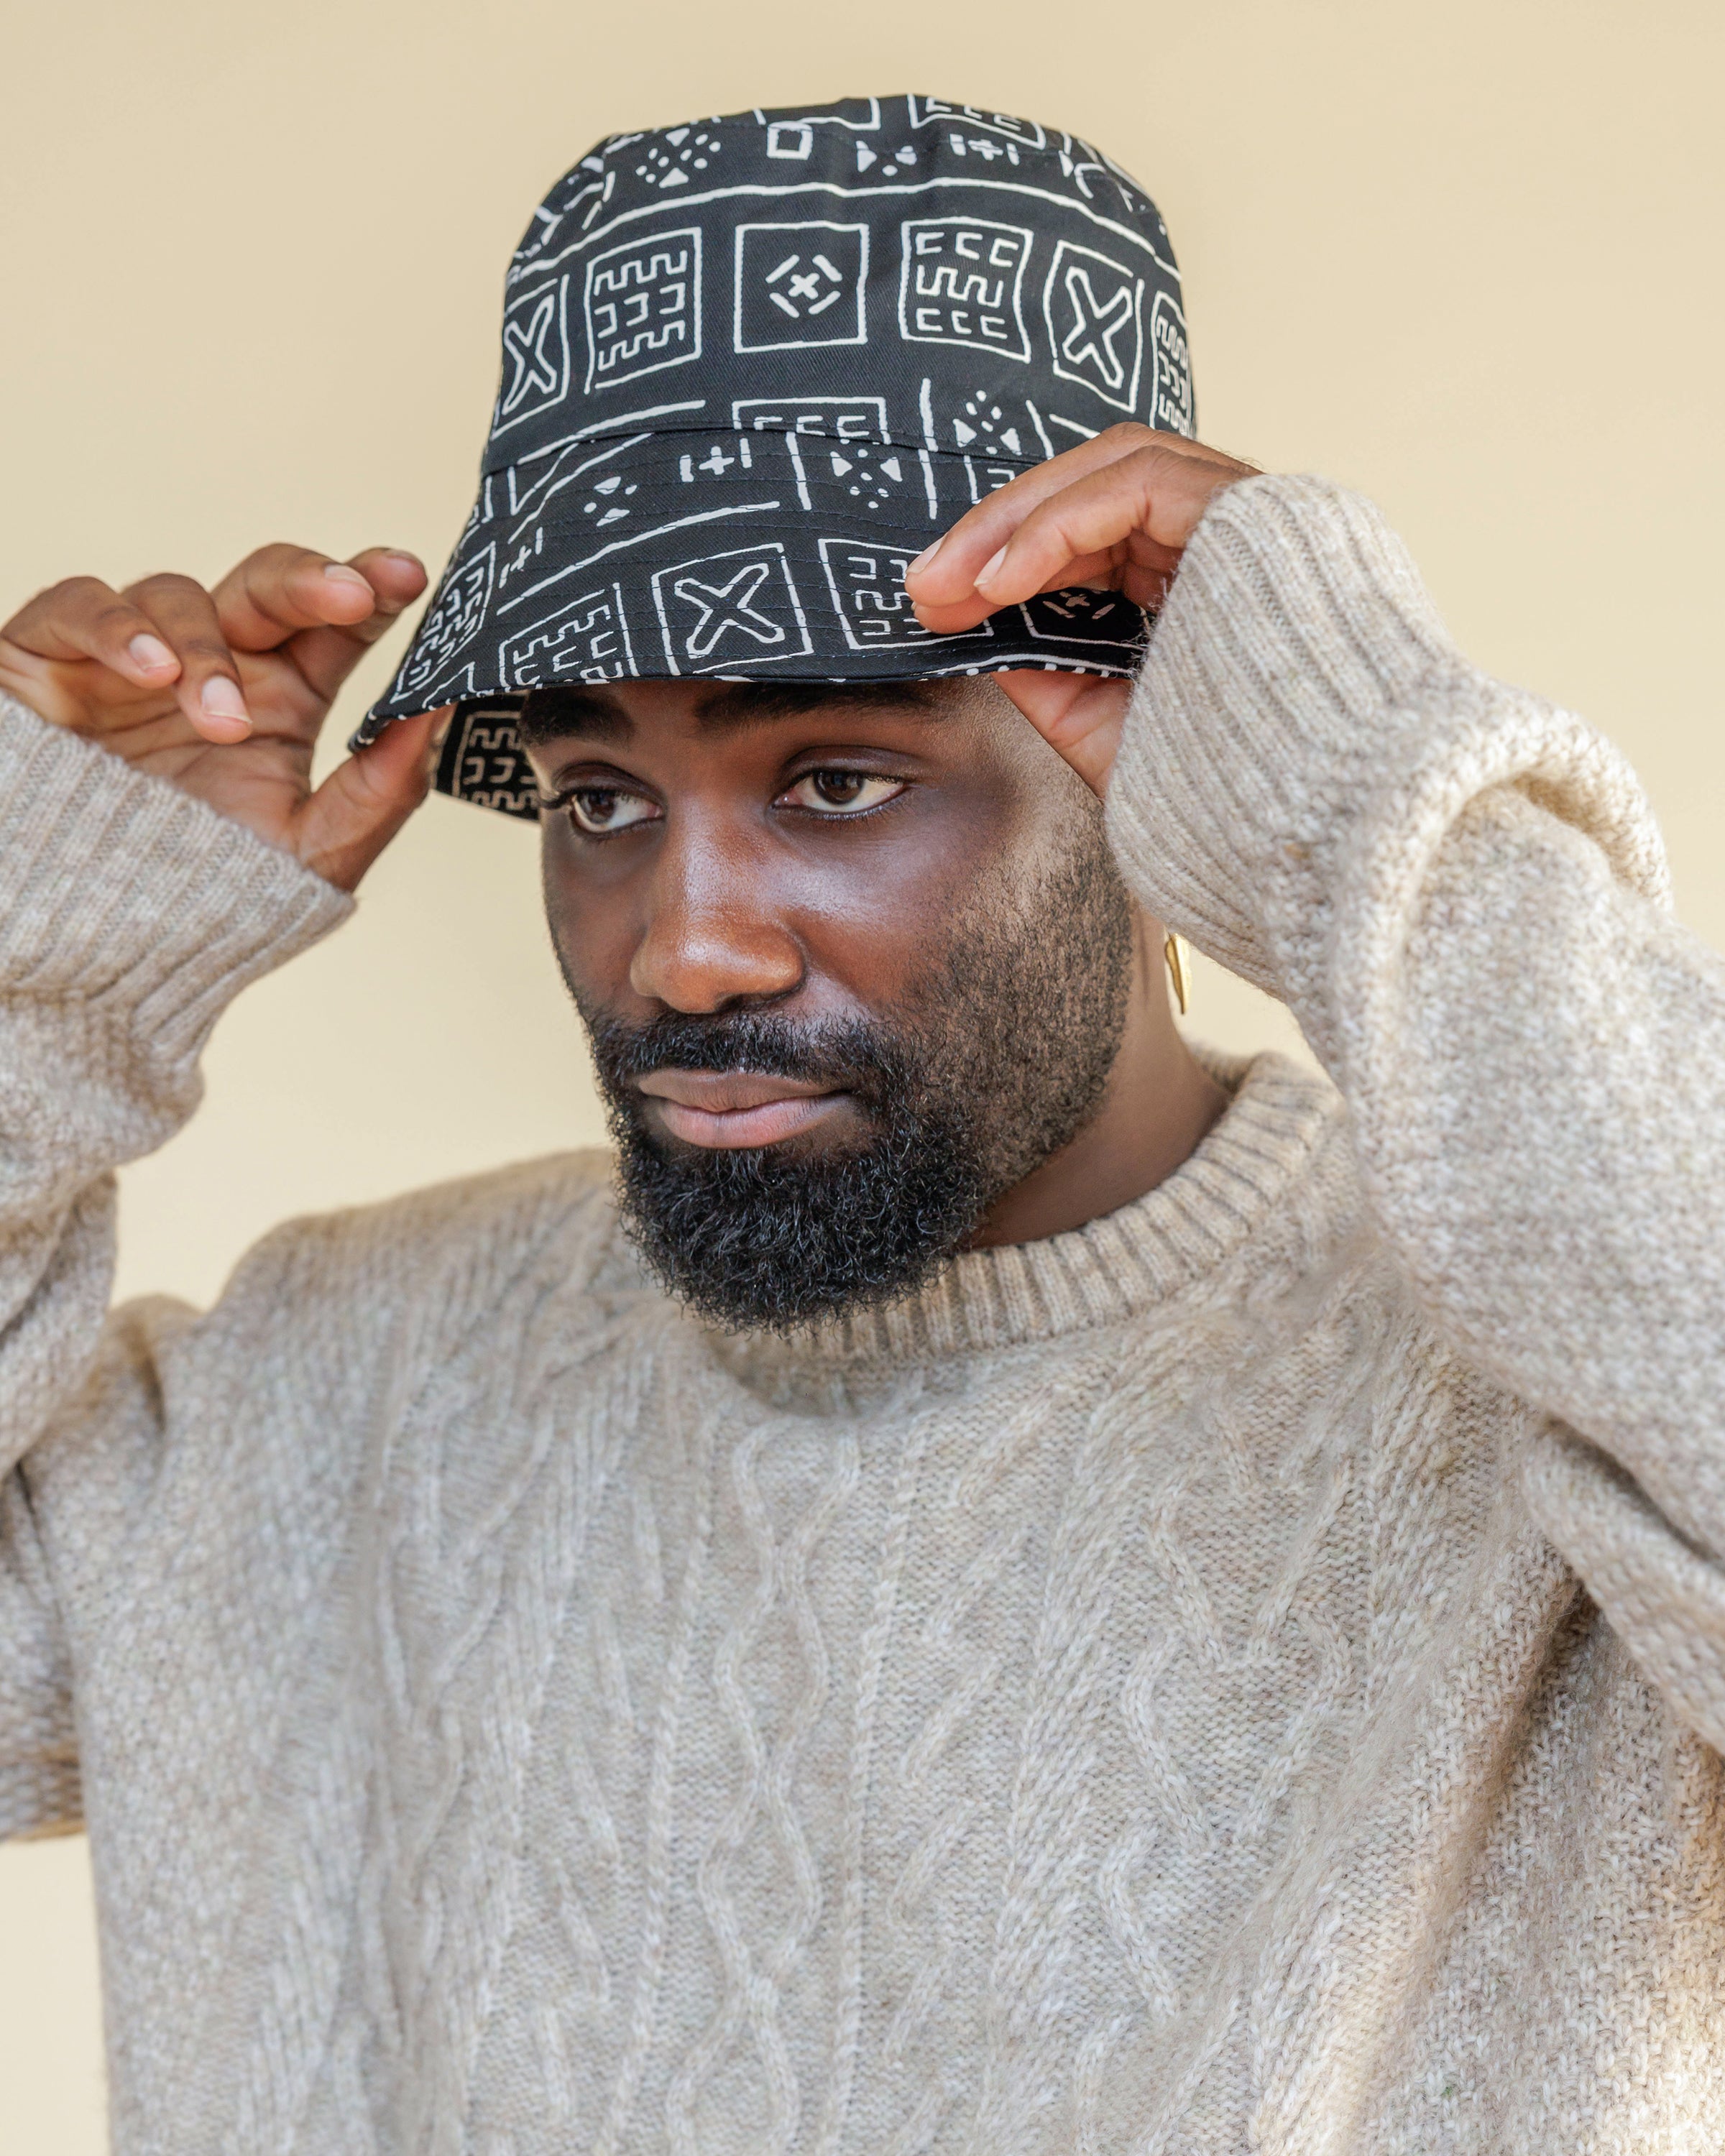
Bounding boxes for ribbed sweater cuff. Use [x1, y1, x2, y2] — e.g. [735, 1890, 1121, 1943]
[0, 694, 353, 1065]
[1104, 473, 1668, 1061]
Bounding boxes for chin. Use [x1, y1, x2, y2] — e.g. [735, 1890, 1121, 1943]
[611, 1110, 985, 1335]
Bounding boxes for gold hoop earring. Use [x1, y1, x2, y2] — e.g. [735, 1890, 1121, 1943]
[1164, 932, 1191, 1017]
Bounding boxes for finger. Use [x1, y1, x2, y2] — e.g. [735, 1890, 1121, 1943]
[291, 706, 446, 892]
[965, 442, 1238, 609]
[282, 547, 430, 705]
[906, 427, 1156, 607]
[908, 431, 1250, 630]
[0, 575, 184, 688]
[916, 443, 1244, 633]
[907, 549, 1145, 638]
[209, 543, 397, 653]
[905, 425, 1233, 601]
[993, 668, 1130, 800]
[117, 573, 257, 740]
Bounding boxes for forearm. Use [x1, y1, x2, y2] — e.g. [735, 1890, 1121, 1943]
[0, 693, 349, 1470]
[1108, 477, 1725, 1550]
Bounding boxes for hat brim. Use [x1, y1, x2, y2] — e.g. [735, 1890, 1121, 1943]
[352, 425, 1147, 816]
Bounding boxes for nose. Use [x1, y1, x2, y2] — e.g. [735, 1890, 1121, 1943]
[627, 819, 804, 1014]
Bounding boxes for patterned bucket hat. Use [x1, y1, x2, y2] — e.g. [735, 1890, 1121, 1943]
[354, 93, 1195, 817]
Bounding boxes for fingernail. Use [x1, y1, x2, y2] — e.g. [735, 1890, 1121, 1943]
[974, 546, 1008, 591]
[323, 563, 372, 590]
[200, 676, 249, 725]
[906, 536, 943, 576]
[383, 550, 423, 572]
[127, 633, 175, 673]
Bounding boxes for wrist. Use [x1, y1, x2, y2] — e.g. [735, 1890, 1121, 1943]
[1103, 475, 1662, 1073]
[0, 694, 352, 1065]
[1104, 474, 1466, 1006]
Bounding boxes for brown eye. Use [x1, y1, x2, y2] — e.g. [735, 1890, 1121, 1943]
[565, 786, 659, 834]
[783, 770, 906, 816]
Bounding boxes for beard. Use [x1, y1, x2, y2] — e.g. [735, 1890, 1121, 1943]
[571, 831, 1134, 1332]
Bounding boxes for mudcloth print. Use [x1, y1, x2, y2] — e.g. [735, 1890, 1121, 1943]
[356, 95, 1193, 816]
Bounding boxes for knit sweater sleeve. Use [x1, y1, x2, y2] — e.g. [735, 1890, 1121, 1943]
[0, 693, 350, 1834]
[1105, 473, 1725, 1749]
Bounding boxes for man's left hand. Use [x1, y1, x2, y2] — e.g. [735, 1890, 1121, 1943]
[905, 424, 1256, 797]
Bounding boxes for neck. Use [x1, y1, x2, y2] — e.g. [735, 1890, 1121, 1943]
[967, 913, 1229, 1250]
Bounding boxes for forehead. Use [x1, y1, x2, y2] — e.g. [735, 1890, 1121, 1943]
[515, 676, 985, 746]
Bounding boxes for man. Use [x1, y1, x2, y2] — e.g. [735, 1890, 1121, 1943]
[1, 93, 1722, 2154]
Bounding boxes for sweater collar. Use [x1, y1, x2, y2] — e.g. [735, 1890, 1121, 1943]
[696, 1049, 1343, 1369]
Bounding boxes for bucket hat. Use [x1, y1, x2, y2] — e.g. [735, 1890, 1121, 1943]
[354, 93, 1195, 816]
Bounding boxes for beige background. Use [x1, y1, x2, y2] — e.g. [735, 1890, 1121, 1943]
[0, 1, 1719, 2143]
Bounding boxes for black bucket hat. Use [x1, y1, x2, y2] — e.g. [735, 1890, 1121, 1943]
[353, 93, 1195, 818]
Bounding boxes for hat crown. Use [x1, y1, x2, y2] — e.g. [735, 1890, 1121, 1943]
[485, 95, 1192, 476]
[361, 95, 1192, 813]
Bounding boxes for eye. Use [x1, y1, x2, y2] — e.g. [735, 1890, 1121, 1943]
[781, 769, 906, 816]
[559, 785, 661, 835]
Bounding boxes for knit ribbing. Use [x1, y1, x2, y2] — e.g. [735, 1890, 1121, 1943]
[702, 1052, 1340, 1373]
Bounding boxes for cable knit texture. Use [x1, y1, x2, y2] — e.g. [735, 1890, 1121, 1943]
[4, 474, 1724, 2155]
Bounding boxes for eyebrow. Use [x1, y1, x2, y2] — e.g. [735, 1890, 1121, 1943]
[515, 677, 949, 747]
[516, 691, 632, 746]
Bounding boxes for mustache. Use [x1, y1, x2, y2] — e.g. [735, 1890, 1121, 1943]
[585, 1008, 911, 1105]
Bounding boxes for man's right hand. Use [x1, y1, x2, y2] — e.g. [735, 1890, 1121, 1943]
[0, 545, 445, 892]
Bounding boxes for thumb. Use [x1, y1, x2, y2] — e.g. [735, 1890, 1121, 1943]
[993, 670, 1129, 801]
[293, 707, 447, 891]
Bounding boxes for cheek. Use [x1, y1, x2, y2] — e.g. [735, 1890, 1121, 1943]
[540, 819, 638, 1003]
[776, 801, 1008, 998]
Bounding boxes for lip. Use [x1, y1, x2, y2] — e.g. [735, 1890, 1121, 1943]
[636, 1068, 852, 1150]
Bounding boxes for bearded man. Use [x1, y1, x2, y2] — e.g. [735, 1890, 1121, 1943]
[1, 95, 1723, 2155]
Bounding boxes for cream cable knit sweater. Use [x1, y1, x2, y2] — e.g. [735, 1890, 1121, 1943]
[2, 476, 1724, 2156]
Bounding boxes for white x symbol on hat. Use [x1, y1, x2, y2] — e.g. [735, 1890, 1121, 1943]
[672, 560, 787, 660]
[1058, 265, 1136, 391]
[500, 292, 562, 414]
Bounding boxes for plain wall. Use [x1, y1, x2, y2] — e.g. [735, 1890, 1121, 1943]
[1, 2, 1720, 2144]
